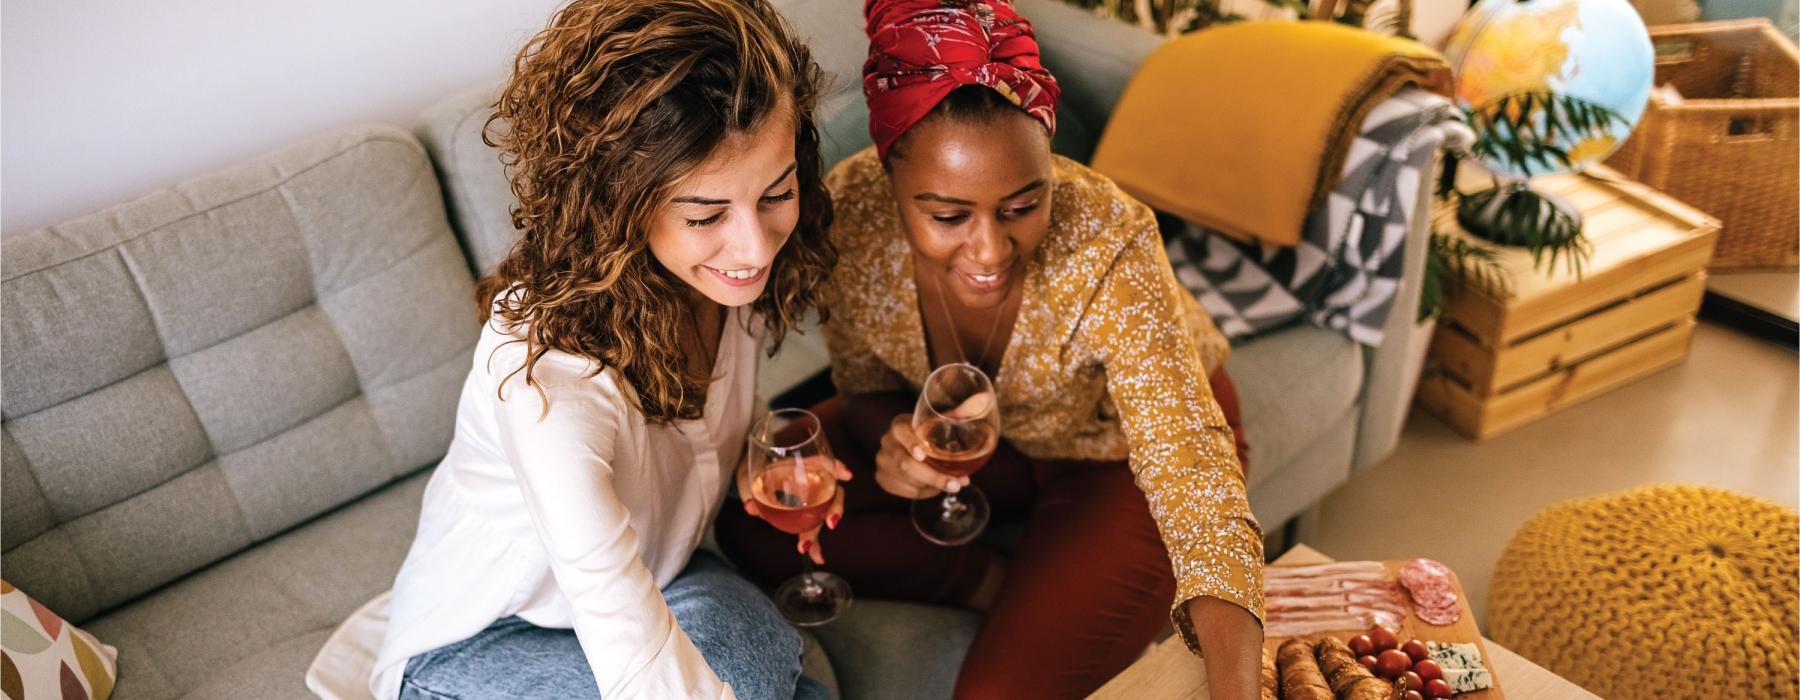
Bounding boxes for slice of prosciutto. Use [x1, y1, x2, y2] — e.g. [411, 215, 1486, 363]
[1264, 607, 1406, 637]
[1263, 560, 1410, 637]
[1264, 561, 1390, 581]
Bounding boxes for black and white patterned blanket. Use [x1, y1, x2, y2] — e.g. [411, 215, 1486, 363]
[1166, 89, 1474, 347]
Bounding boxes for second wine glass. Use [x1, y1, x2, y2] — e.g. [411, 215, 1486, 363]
[747, 408, 852, 626]
[910, 362, 1000, 546]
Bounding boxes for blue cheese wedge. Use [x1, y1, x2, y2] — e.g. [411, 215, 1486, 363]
[1426, 641, 1484, 670]
[1427, 642, 1494, 693]
[1443, 667, 1494, 693]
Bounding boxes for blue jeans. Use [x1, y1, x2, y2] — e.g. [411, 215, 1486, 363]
[399, 552, 830, 699]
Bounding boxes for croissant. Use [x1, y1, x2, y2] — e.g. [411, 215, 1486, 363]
[1314, 636, 1388, 697]
[1260, 646, 1280, 700]
[1277, 638, 1333, 700]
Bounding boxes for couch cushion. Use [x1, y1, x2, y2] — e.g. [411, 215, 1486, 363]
[1013, 0, 1163, 162]
[769, 0, 879, 170]
[1229, 325, 1364, 495]
[1, 126, 478, 624]
[1247, 411, 1359, 528]
[413, 88, 517, 279]
[809, 601, 981, 700]
[80, 466, 839, 700]
[82, 470, 431, 700]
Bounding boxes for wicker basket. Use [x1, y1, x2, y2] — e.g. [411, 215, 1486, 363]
[1606, 19, 1798, 270]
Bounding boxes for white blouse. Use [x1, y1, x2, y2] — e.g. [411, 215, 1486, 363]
[305, 304, 760, 700]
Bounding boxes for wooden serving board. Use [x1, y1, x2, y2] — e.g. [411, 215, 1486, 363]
[1262, 560, 1505, 699]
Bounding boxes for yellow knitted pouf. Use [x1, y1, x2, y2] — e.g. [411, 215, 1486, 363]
[1489, 484, 1799, 699]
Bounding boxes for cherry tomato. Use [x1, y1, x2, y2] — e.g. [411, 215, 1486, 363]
[1401, 639, 1430, 662]
[1425, 678, 1455, 698]
[1404, 692, 1425, 700]
[1369, 625, 1400, 653]
[1357, 655, 1380, 672]
[1348, 634, 1375, 657]
[1400, 671, 1425, 690]
[1414, 659, 1445, 682]
[1376, 649, 1412, 678]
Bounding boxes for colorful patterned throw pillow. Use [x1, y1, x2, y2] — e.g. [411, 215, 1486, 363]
[1, 581, 116, 700]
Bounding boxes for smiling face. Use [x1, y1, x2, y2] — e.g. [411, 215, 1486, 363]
[885, 106, 1053, 311]
[648, 101, 801, 308]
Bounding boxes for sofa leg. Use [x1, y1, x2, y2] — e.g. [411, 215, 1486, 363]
[1291, 505, 1323, 548]
[1264, 518, 1295, 561]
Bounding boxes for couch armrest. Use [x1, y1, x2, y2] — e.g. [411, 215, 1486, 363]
[1351, 146, 1443, 470]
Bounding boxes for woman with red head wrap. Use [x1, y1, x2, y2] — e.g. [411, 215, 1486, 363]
[718, 2, 1264, 697]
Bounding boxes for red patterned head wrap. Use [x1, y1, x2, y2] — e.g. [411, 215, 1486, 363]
[862, 0, 1061, 160]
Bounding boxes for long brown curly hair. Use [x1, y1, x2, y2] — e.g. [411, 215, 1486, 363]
[476, 0, 834, 423]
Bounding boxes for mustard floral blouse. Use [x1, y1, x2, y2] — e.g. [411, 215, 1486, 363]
[820, 147, 1265, 650]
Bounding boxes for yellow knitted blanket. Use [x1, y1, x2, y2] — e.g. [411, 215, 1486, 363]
[1490, 484, 1799, 699]
[1091, 21, 1451, 247]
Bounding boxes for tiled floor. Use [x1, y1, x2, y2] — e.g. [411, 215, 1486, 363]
[1299, 319, 1798, 629]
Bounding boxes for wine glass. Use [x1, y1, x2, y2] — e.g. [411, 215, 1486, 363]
[747, 408, 852, 626]
[910, 362, 1000, 546]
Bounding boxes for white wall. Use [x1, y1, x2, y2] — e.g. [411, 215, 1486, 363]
[2, 0, 568, 235]
[1, 0, 1477, 235]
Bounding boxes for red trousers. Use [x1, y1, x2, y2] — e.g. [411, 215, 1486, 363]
[715, 370, 1247, 699]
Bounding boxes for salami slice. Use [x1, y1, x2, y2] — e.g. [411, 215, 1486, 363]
[1398, 558, 1463, 625]
[1416, 603, 1462, 626]
[1410, 585, 1458, 610]
[1398, 558, 1451, 589]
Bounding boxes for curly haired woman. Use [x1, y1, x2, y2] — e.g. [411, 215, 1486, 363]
[304, 1, 836, 698]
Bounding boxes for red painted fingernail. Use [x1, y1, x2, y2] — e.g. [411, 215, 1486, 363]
[828, 514, 841, 530]
[799, 540, 812, 555]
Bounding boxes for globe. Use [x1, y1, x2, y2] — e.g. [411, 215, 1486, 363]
[1443, 0, 1655, 178]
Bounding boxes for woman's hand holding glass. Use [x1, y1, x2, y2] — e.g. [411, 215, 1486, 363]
[873, 414, 973, 500]
[908, 363, 999, 546]
[734, 447, 850, 567]
[735, 408, 854, 625]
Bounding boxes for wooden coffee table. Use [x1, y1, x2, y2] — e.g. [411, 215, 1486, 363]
[1090, 545, 1599, 699]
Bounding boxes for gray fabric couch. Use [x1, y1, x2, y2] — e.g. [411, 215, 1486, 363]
[0, 1, 1436, 698]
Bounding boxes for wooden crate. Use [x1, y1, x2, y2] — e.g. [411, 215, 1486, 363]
[1416, 166, 1720, 440]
